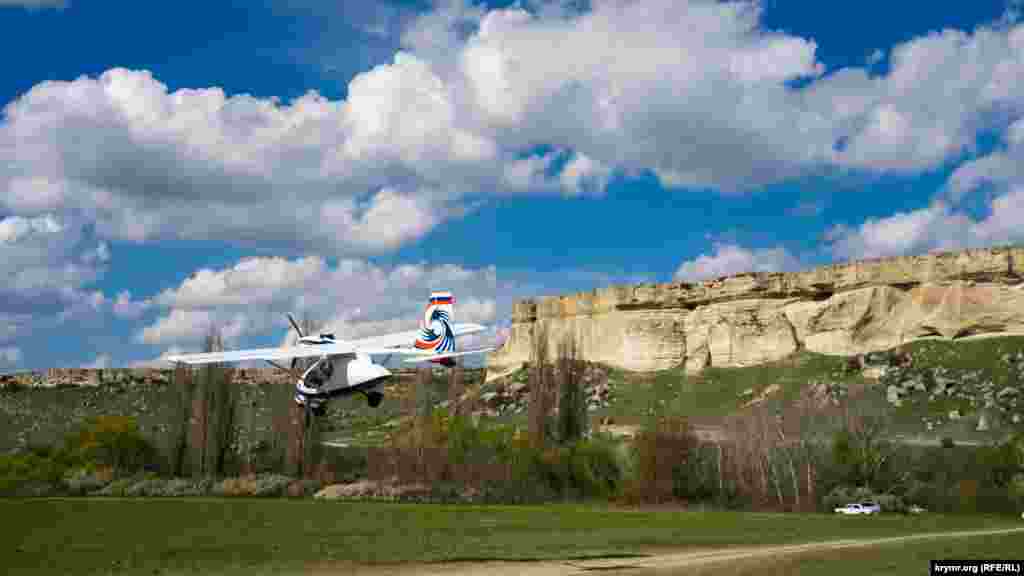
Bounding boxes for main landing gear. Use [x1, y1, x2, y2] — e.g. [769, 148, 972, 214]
[363, 390, 384, 408]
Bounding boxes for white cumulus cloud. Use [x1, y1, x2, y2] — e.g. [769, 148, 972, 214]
[139, 256, 500, 352]
[675, 243, 802, 281]
[0, 213, 109, 345]
[5, 0, 1020, 260]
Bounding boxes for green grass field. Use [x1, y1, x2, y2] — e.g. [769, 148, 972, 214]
[2, 500, 1021, 575]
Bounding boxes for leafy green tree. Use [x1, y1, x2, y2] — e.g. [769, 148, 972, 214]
[829, 416, 894, 491]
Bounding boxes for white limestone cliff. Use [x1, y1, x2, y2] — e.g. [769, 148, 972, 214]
[489, 246, 1024, 373]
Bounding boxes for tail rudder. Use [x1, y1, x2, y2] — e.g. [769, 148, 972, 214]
[414, 291, 456, 363]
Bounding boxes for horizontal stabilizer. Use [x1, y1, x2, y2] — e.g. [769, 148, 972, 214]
[402, 347, 496, 363]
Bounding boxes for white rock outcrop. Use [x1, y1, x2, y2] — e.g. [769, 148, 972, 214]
[489, 246, 1024, 373]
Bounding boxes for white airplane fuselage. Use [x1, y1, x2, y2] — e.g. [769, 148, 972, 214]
[293, 352, 391, 412]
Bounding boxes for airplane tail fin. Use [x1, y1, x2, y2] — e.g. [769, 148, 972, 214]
[414, 291, 456, 366]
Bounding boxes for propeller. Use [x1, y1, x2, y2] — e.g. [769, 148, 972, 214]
[287, 313, 304, 372]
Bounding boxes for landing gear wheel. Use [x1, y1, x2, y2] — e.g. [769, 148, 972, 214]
[366, 390, 383, 408]
[312, 404, 327, 418]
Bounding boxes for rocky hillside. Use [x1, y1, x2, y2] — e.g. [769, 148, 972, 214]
[489, 245, 1024, 373]
[0, 367, 481, 454]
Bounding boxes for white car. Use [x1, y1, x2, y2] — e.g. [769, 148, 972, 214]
[834, 502, 881, 515]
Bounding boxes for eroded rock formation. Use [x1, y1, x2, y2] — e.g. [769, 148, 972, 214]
[489, 246, 1024, 372]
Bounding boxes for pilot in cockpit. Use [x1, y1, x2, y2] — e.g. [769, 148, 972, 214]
[306, 359, 334, 389]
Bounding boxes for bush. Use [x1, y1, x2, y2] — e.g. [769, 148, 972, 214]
[822, 485, 871, 511]
[568, 439, 624, 498]
[123, 476, 167, 497]
[621, 416, 698, 504]
[317, 447, 368, 484]
[63, 416, 158, 475]
[251, 473, 295, 497]
[0, 380, 25, 394]
[160, 478, 213, 497]
[63, 470, 111, 496]
[212, 474, 295, 497]
[516, 438, 624, 501]
[0, 416, 159, 497]
[0, 452, 68, 496]
[95, 476, 138, 497]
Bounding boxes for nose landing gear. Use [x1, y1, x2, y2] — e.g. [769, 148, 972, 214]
[294, 393, 328, 417]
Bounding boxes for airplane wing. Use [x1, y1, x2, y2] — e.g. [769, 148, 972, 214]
[402, 348, 496, 363]
[164, 342, 355, 365]
[163, 323, 491, 365]
[346, 322, 489, 352]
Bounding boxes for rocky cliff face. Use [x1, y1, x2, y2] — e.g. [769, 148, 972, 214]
[489, 246, 1024, 373]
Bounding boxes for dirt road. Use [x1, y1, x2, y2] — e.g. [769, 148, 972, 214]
[312, 526, 1024, 575]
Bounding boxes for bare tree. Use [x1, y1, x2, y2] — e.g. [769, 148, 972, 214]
[282, 312, 325, 478]
[188, 325, 239, 477]
[415, 366, 434, 446]
[190, 326, 218, 477]
[167, 362, 194, 477]
[448, 359, 465, 418]
[528, 323, 553, 449]
[556, 332, 586, 444]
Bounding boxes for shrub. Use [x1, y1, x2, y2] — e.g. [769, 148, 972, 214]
[252, 473, 295, 497]
[64, 470, 110, 496]
[160, 478, 213, 497]
[316, 446, 368, 484]
[95, 476, 137, 497]
[873, 492, 907, 513]
[63, 416, 158, 475]
[567, 439, 623, 498]
[822, 485, 872, 511]
[1, 380, 25, 394]
[212, 474, 295, 497]
[212, 476, 253, 497]
[514, 439, 624, 501]
[123, 477, 167, 497]
[0, 452, 68, 496]
[622, 416, 698, 504]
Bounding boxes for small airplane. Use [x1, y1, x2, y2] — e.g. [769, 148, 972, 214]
[165, 291, 493, 418]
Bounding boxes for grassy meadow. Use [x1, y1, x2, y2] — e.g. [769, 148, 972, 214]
[3, 499, 1021, 575]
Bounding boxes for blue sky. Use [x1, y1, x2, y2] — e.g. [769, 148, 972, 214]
[1, 0, 1023, 371]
